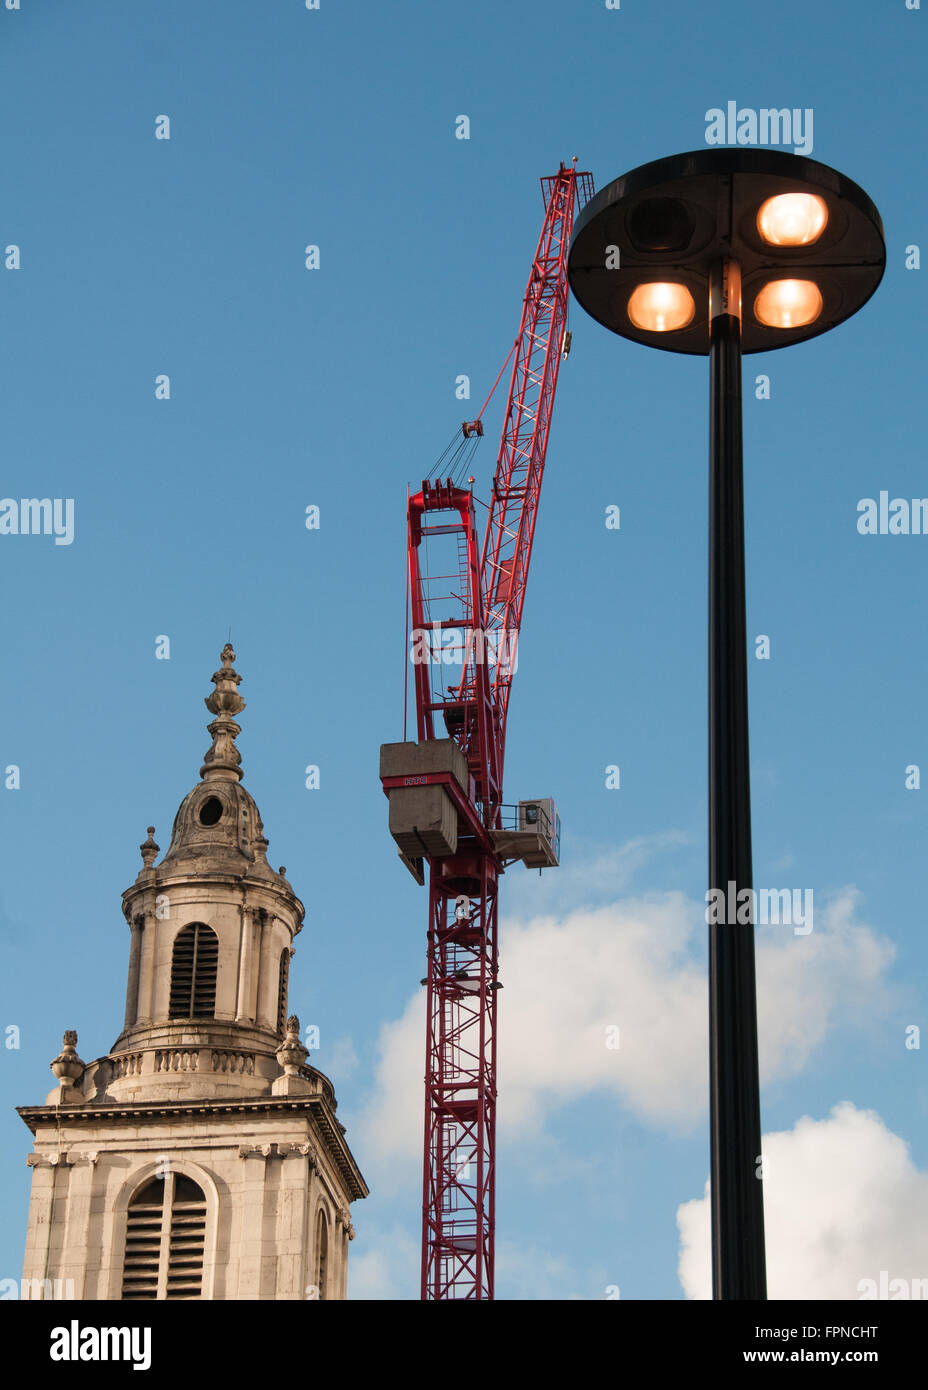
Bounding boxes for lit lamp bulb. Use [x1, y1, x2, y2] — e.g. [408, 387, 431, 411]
[756, 193, 828, 247]
[627, 282, 695, 332]
[754, 279, 823, 329]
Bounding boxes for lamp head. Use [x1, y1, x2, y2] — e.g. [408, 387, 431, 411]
[568, 149, 885, 355]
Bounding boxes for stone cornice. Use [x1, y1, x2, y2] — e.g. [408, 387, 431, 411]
[16, 1095, 368, 1201]
[121, 871, 305, 925]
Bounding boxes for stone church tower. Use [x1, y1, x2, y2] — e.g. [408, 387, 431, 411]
[17, 645, 367, 1300]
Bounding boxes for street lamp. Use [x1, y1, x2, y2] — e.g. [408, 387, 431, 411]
[567, 149, 885, 1301]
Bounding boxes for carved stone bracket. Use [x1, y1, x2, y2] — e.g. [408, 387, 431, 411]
[238, 1142, 319, 1165]
[238, 1143, 274, 1160]
[336, 1205, 355, 1240]
[26, 1151, 97, 1168]
[277, 1142, 318, 1167]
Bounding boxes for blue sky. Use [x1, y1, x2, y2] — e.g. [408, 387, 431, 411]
[1, 0, 926, 1300]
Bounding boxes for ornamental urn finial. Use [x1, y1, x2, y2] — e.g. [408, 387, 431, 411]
[140, 826, 159, 868]
[50, 1030, 85, 1088]
[276, 1015, 309, 1076]
[200, 643, 246, 782]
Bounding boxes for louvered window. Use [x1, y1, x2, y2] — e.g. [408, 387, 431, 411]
[122, 1174, 207, 1300]
[277, 949, 290, 1038]
[121, 1179, 163, 1300]
[166, 1176, 207, 1298]
[169, 923, 218, 1019]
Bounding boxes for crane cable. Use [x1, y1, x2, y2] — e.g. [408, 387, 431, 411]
[414, 329, 525, 721]
[473, 336, 518, 427]
[427, 334, 520, 488]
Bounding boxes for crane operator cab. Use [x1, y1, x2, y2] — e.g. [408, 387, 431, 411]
[514, 798, 561, 868]
[488, 798, 561, 870]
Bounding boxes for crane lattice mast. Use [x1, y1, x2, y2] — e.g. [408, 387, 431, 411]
[380, 162, 593, 1300]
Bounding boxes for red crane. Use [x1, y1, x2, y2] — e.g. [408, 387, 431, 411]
[380, 162, 594, 1300]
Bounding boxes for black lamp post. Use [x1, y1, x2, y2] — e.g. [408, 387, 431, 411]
[568, 149, 885, 1300]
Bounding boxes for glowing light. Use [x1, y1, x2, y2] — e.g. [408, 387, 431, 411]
[753, 279, 823, 329]
[756, 193, 828, 247]
[627, 282, 695, 332]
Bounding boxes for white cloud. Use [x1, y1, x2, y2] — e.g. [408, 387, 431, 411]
[347, 1222, 595, 1300]
[755, 888, 894, 1083]
[677, 1103, 928, 1300]
[347, 1221, 419, 1300]
[355, 1000, 423, 1179]
[356, 876, 896, 1177]
[507, 831, 692, 917]
[321, 1034, 359, 1082]
[499, 892, 706, 1131]
[495, 1240, 593, 1300]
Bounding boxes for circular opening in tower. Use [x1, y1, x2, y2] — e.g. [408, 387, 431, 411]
[199, 796, 223, 826]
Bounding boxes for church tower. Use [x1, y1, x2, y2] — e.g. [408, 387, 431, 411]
[17, 645, 367, 1300]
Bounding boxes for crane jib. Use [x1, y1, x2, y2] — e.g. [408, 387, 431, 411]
[382, 162, 593, 1301]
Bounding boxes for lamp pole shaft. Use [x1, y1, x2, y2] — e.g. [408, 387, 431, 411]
[708, 257, 767, 1300]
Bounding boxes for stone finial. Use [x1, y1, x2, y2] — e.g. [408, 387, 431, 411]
[271, 1016, 314, 1098]
[140, 826, 159, 868]
[50, 1031, 85, 1088]
[200, 643, 246, 783]
[275, 1015, 308, 1076]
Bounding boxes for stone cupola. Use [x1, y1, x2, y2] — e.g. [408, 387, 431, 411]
[108, 644, 306, 1101]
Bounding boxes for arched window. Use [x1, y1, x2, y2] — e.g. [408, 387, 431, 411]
[169, 923, 218, 1019]
[122, 1173, 207, 1300]
[277, 949, 290, 1038]
[315, 1208, 329, 1301]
